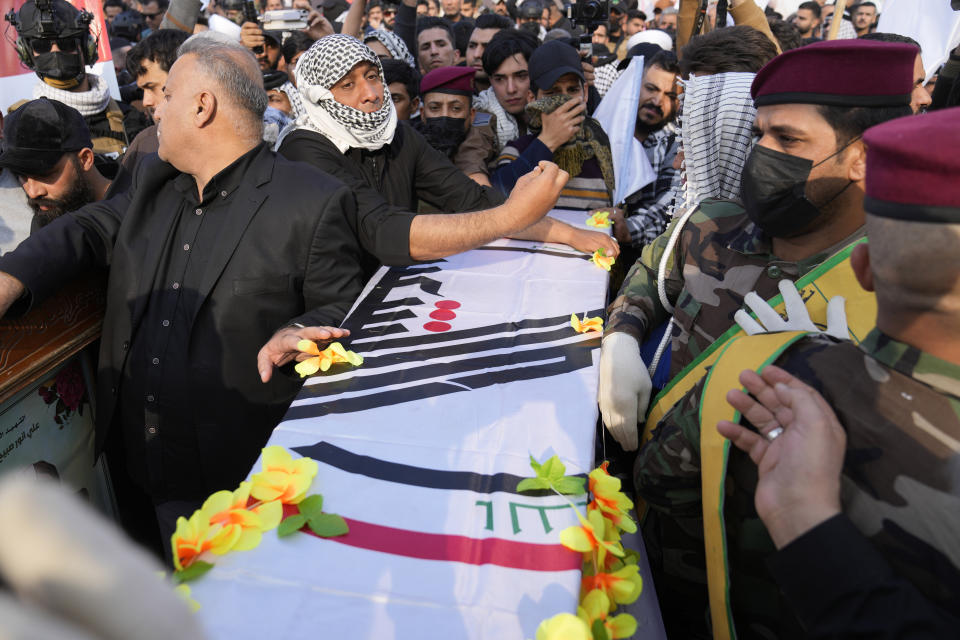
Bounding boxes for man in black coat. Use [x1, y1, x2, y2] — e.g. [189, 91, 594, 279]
[0, 35, 567, 540]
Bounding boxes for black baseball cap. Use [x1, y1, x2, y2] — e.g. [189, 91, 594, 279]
[528, 39, 584, 92]
[0, 98, 92, 176]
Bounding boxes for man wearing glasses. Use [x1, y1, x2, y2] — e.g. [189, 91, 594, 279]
[4, 0, 146, 174]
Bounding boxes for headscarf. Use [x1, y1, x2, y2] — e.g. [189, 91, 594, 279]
[32, 73, 110, 117]
[289, 34, 397, 154]
[676, 72, 756, 213]
[472, 86, 520, 153]
[363, 29, 416, 70]
[525, 93, 616, 201]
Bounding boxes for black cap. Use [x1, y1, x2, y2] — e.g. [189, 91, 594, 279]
[528, 39, 583, 92]
[0, 98, 92, 176]
[263, 30, 284, 46]
[519, 0, 542, 19]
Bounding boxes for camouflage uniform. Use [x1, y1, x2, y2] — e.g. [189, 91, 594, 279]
[635, 330, 960, 638]
[606, 198, 865, 379]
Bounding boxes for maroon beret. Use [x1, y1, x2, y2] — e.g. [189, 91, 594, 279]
[752, 40, 916, 108]
[420, 66, 476, 97]
[863, 106, 960, 223]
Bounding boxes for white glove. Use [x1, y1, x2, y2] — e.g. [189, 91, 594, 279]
[598, 332, 652, 451]
[734, 279, 849, 340]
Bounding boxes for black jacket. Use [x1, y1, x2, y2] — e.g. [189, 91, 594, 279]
[0, 146, 366, 495]
[279, 122, 503, 277]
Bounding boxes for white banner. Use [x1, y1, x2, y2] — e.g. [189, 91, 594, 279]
[877, 0, 960, 82]
[191, 211, 664, 640]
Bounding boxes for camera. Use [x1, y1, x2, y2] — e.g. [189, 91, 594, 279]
[569, 0, 608, 28]
[262, 9, 309, 30]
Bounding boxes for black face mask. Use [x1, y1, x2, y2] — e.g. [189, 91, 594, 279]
[740, 143, 856, 238]
[420, 117, 468, 158]
[33, 51, 85, 87]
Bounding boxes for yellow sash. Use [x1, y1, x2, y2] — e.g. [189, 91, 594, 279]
[698, 331, 810, 640]
[641, 238, 875, 448]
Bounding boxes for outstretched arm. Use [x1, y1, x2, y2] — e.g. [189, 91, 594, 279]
[408, 162, 569, 260]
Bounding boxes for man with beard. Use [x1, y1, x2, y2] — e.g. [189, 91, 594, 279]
[418, 66, 476, 158]
[5, 0, 146, 174]
[0, 99, 110, 231]
[279, 35, 618, 271]
[493, 40, 615, 211]
[607, 50, 680, 248]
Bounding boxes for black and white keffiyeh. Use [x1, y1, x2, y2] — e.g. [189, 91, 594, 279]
[288, 34, 397, 153]
[363, 29, 416, 70]
[677, 71, 756, 213]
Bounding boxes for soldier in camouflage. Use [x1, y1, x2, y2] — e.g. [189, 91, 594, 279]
[638, 106, 960, 638]
[598, 40, 918, 451]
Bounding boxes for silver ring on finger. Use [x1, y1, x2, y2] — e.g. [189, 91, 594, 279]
[766, 426, 785, 442]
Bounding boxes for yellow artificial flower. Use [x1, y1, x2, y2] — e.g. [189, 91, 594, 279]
[294, 340, 363, 377]
[559, 508, 624, 558]
[535, 612, 592, 640]
[250, 445, 319, 504]
[569, 313, 604, 334]
[581, 563, 643, 607]
[591, 248, 615, 271]
[587, 462, 636, 534]
[577, 589, 637, 639]
[586, 210, 613, 228]
[200, 482, 283, 552]
[171, 510, 242, 571]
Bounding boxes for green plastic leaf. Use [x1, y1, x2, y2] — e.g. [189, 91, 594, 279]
[528, 454, 543, 475]
[172, 560, 214, 584]
[277, 514, 307, 537]
[307, 512, 350, 537]
[591, 618, 609, 640]
[297, 494, 325, 520]
[516, 477, 551, 492]
[540, 455, 566, 482]
[553, 476, 587, 495]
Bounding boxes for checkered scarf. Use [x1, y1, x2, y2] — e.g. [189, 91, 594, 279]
[364, 29, 416, 70]
[290, 34, 397, 153]
[677, 72, 756, 213]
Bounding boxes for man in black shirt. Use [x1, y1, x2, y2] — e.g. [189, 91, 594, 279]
[0, 36, 567, 543]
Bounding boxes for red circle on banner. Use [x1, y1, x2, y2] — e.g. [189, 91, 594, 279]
[423, 321, 452, 332]
[435, 300, 461, 310]
[429, 309, 456, 321]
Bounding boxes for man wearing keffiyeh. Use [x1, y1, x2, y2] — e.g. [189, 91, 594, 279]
[278, 34, 615, 272]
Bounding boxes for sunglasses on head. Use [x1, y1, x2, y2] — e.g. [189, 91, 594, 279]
[142, 11, 162, 17]
[30, 37, 81, 54]
[383, 8, 396, 14]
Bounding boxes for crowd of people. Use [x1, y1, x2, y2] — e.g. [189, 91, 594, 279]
[0, 0, 958, 637]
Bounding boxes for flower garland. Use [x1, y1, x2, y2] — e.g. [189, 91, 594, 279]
[169, 446, 349, 585]
[521, 455, 642, 640]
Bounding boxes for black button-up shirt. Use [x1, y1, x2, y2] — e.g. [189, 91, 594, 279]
[119, 145, 263, 500]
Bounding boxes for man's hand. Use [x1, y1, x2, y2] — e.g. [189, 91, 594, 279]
[503, 161, 570, 230]
[257, 325, 351, 383]
[608, 207, 631, 245]
[0, 272, 25, 319]
[537, 98, 586, 152]
[717, 365, 846, 549]
[598, 332, 652, 450]
[304, 10, 334, 40]
[734, 279, 848, 339]
[567, 227, 619, 257]
[240, 21, 265, 51]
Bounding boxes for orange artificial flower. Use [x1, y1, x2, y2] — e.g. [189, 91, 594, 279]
[587, 462, 636, 533]
[570, 313, 604, 334]
[586, 210, 613, 228]
[581, 563, 643, 606]
[250, 445, 319, 504]
[591, 248, 615, 271]
[171, 511, 241, 572]
[294, 340, 363, 378]
[559, 508, 624, 559]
